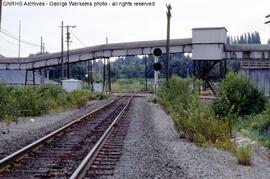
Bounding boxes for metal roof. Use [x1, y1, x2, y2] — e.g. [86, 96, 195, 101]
[192, 27, 228, 32]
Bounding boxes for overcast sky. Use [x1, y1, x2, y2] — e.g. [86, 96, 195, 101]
[0, 0, 269, 57]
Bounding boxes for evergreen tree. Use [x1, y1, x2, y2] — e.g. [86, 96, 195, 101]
[228, 31, 261, 45]
[230, 36, 234, 44]
[239, 35, 245, 44]
[247, 33, 252, 44]
[244, 33, 248, 44]
[227, 36, 231, 44]
[251, 32, 256, 44]
[254, 31, 261, 44]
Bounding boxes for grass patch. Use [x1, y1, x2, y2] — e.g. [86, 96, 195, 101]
[236, 145, 252, 166]
[111, 78, 151, 92]
[233, 100, 270, 148]
[235, 113, 270, 148]
[0, 84, 106, 121]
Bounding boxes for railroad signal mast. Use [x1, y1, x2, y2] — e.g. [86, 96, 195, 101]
[153, 48, 162, 102]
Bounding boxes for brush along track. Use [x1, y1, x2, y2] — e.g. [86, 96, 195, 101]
[0, 95, 132, 178]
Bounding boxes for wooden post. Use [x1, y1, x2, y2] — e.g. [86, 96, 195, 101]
[166, 4, 172, 81]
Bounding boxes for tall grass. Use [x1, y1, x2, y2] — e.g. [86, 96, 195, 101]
[111, 78, 151, 92]
[159, 76, 233, 149]
[0, 84, 106, 121]
[236, 145, 252, 166]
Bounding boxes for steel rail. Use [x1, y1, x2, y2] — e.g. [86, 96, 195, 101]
[70, 95, 134, 179]
[0, 95, 124, 171]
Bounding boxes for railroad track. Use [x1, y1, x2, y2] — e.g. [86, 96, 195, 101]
[0, 95, 133, 178]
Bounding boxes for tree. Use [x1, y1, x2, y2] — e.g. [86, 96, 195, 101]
[213, 72, 266, 117]
[228, 31, 262, 45]
[248, 33, 252, 44]
[255, 31, 261, 44]
[227, 36, 231, 44]
[239, 35, 245, 44]
[110, 53, 192, 80]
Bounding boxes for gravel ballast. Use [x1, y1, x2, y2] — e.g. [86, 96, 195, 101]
[0, 96, 115, 159]
[113, 98, 270, 178]
[1, 96, 270, 178]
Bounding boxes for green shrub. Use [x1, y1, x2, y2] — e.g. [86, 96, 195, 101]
[173, 101, 231, 146]
[10, 87, 50, 116]
[213, 72, 266, 117]
[0, 85, 18, 119]
[159, 76, 195, 111]
[159, 76, 232, 148]
[236, 145, 252, 166]
[69, 90, 90, 107]
[0, 85, 106, 121]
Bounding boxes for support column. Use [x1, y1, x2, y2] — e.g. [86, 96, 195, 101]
[87, 61, 90, 85]
[224, 60, 227, 77]
[32, 69, 35, 85]
[25, 69, 36, 86]
[41, 68, 45, 84]
[144, 55, 147, 91]
[46, 69, 50, 80]
[220, 60, 222, 79]
[193, 60, 196, 77]
[88, 60, 94, 91]
[103, 58, 106, 91]
[108, 58, 111, 92]
[25, 70, 28, 86]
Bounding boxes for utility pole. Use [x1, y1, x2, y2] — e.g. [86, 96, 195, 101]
[66, 25, 76, 79]
[0, 0, 2, 29]
[18, 20, 21, 59]
[265, 14, 270, 97]
[40, 36, 43, 54]
[166, 4, 172, 81]
[61, 24, 76, 79]
[60, 21, 64, 81]
[67, 26, 71, 79]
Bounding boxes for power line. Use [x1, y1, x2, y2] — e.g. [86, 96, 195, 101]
[0, 28, 40, 47]
[0, 35, 18, 46]
[0, 34, 40, 50]
[70, 30, 87, 47]
[266, 14, 270, 24]
[0, 28, 58, 50]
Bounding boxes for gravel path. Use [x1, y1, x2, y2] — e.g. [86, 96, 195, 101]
[0, 96, 115, 159]
[113, 98, 270, 178]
